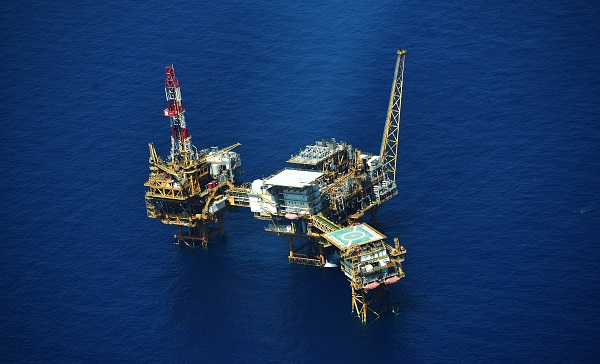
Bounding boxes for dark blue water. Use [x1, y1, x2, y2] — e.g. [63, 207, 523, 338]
[2, 0, 599, 362]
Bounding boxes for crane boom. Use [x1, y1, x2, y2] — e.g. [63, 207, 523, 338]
[380, 49, 406, 183]
[148, 143, 179, 176]
[202, 142, 241, 160]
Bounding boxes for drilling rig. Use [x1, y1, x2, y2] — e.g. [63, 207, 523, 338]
[144, 65, 242, 246]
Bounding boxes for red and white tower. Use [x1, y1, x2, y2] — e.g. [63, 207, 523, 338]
[163, 65, 195, 162]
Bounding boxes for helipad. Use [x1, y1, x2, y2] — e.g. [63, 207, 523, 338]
[323, 223, 386, 250]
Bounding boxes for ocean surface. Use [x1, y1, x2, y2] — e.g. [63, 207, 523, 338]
[1, 0, 599, 362]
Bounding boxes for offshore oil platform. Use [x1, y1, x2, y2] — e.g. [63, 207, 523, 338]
[145, 50, 408, 323]
[144, 65, 243, 246]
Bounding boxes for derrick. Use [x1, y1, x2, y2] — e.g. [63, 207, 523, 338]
[164, 65, 196, 164]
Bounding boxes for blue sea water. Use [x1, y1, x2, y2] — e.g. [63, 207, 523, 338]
[1, 0, 599, 362]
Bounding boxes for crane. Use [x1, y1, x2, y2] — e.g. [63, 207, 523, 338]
[380, 49, 407, 184]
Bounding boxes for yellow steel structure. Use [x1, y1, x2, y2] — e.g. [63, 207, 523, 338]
[341, 238, 406, 323]
[145, 61, 243, 246]
[380, 49, 407, 183]
[145, 142, 242, 246]
[309, 213, 342, 234]
[145, 51, 409, 324]
[241, 52, 409, 322]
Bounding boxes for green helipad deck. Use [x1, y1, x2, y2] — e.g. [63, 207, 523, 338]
[322, 223, 386, 250]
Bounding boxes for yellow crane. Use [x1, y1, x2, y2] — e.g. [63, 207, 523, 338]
[380, 49, 407, 184]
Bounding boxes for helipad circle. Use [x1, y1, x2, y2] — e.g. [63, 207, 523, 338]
[341, 230, 366, 244]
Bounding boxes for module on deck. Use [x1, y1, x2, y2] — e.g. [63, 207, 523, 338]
[263, 169, 324, 189]
[325, 223, 405, 292]
[287, 139, 348, 167]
